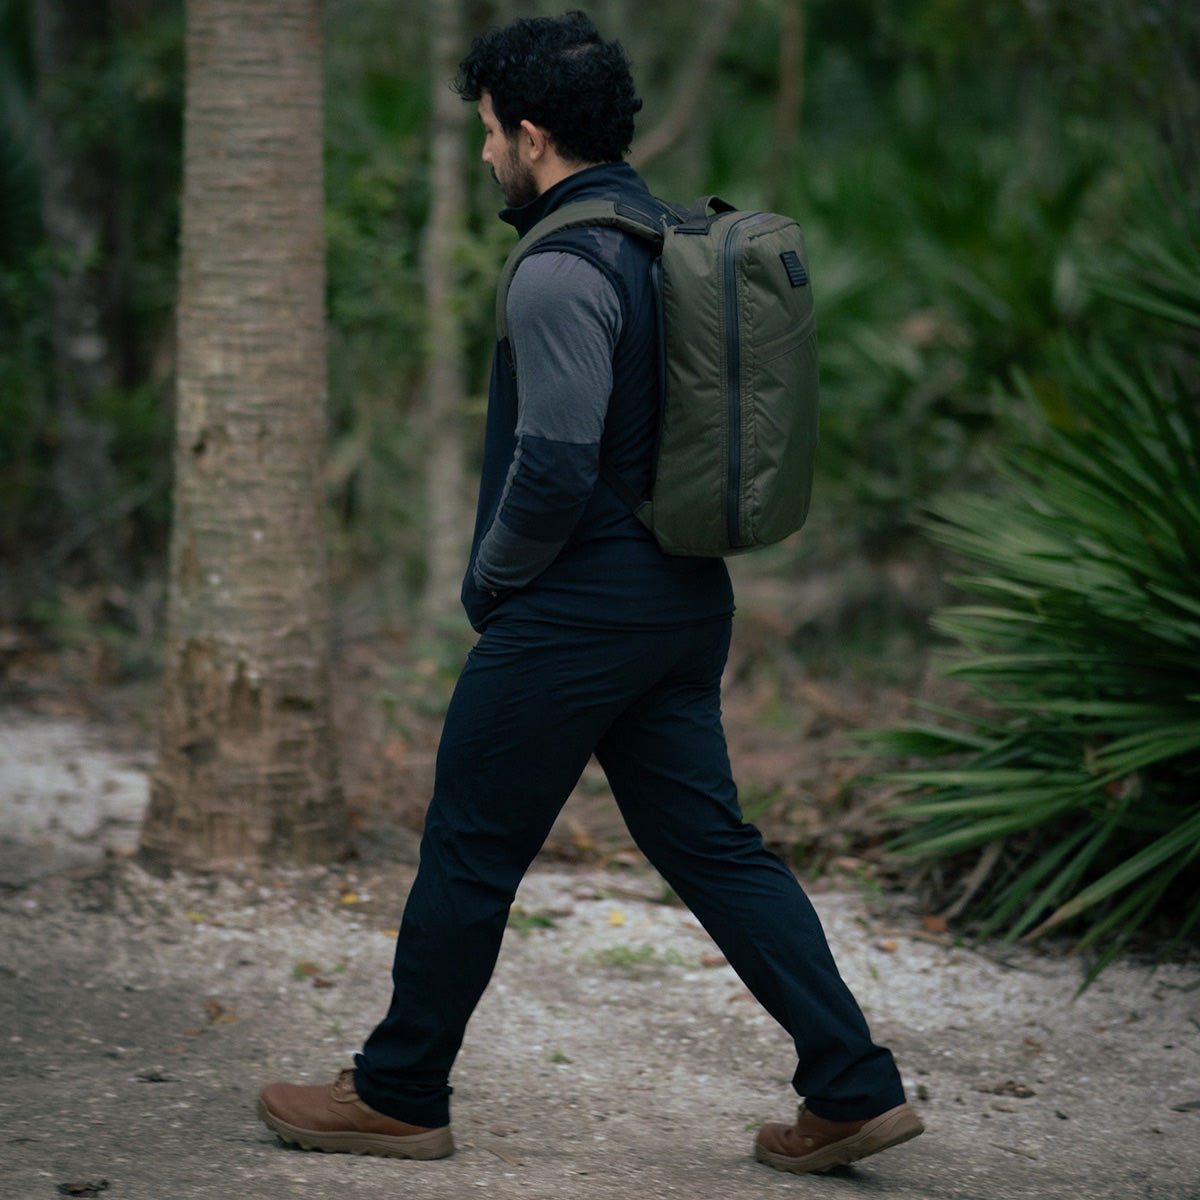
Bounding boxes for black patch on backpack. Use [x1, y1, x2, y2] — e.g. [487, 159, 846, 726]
[780, 250, 808, 288]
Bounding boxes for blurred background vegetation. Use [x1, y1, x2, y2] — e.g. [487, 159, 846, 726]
[0, 0, 1197, 962]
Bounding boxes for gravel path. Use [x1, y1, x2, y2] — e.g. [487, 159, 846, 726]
[1, 714, 1199, 1199]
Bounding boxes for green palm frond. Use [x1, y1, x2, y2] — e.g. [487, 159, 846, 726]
[861, 176, 1200, 979]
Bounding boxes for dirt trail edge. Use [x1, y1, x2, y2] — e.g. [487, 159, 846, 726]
[1, 714, 1199, 1200]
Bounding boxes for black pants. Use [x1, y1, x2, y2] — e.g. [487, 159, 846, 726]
[354, 616, 906, 1128]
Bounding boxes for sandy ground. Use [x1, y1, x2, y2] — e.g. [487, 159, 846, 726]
[2, 712, 1200, 1200]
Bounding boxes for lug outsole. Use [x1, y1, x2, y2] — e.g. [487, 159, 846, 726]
[256, 1097, 455, 1159]
[754, 1102, 924, 1175]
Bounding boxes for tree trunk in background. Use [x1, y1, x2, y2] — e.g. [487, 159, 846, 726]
[32, 0, 119, 564]
[417, 0, 469, 631]
[141, 0, 347, 870]
[768, 0, 807, 212]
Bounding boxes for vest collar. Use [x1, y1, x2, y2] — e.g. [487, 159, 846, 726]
[500, 161, 648, 238]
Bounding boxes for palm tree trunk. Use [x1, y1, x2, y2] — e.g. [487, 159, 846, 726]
[142, 0, 346, 870]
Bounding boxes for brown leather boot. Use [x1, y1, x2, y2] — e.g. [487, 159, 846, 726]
[754, 1101, 923, 1174]
[257, 1068, 454, 1159]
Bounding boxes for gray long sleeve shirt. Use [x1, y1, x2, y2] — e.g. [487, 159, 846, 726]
[472, 250, 623, 594]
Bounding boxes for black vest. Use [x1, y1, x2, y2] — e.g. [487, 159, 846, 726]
[464, 162, 732, 629]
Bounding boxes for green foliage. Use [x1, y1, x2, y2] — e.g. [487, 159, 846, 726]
[0, 0, 181, 601]
[323, 82, 429, 579]
[31, 1, 183, 366]
[324, 1, 430, 397]
[0, 0, 50, 551]
[865, 181, 1200, 977]
[3, 0, 1197, 626]
[0, 0, 39, 264]
[0, 247, 51, 548]
[507, 904, 557, 937]
[322, 0, 501, 589]
[788, 12, 1149, 549]
[699, 0, 1191, 559]
[592, 943, 687, 970]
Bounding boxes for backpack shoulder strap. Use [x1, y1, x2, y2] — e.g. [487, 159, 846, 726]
[495, 199, 667, 341]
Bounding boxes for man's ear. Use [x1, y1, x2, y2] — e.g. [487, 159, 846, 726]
[518, 119, 550, 162]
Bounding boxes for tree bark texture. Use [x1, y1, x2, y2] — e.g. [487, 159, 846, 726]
[142, 0, 347, 869]
[418, 0, 470, 631]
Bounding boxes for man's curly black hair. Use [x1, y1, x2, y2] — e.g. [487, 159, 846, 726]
[454, 10, 642, 165]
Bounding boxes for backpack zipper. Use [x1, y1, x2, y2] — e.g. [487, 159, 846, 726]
[723, 214, 769, 547]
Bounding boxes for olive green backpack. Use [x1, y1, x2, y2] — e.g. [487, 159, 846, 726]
[496, 195, 819, 557]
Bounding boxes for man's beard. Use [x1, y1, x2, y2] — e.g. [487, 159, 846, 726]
[494, 144, 538, 207]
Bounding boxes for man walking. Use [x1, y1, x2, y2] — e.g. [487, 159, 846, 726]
[258, 10, 924, 1176]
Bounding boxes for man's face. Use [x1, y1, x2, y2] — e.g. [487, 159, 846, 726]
[478, 92, 538, 208]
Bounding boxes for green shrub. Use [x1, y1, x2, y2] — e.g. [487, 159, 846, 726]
[865, 179, 1200, 979]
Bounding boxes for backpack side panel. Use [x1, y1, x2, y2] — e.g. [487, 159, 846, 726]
[494, 195, 819, 559]
[649, 209, 819, 556]
[651, 221, 731, 555]
[736, 215, 818, 548]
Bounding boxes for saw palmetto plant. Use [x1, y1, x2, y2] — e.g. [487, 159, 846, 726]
[865, 179, 1200, 980]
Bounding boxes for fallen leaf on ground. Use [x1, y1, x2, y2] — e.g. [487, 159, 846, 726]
[979, 1080, 1035, 1098]
[205, 997, 236, 1024]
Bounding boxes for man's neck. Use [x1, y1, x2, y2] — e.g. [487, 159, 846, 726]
[532, 156, 596, 197]
[500, 161, 641, 237]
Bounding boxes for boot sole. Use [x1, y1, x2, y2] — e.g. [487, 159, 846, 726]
[755, 1102, 924, 1175]
[256, 1097, 455, 1159]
